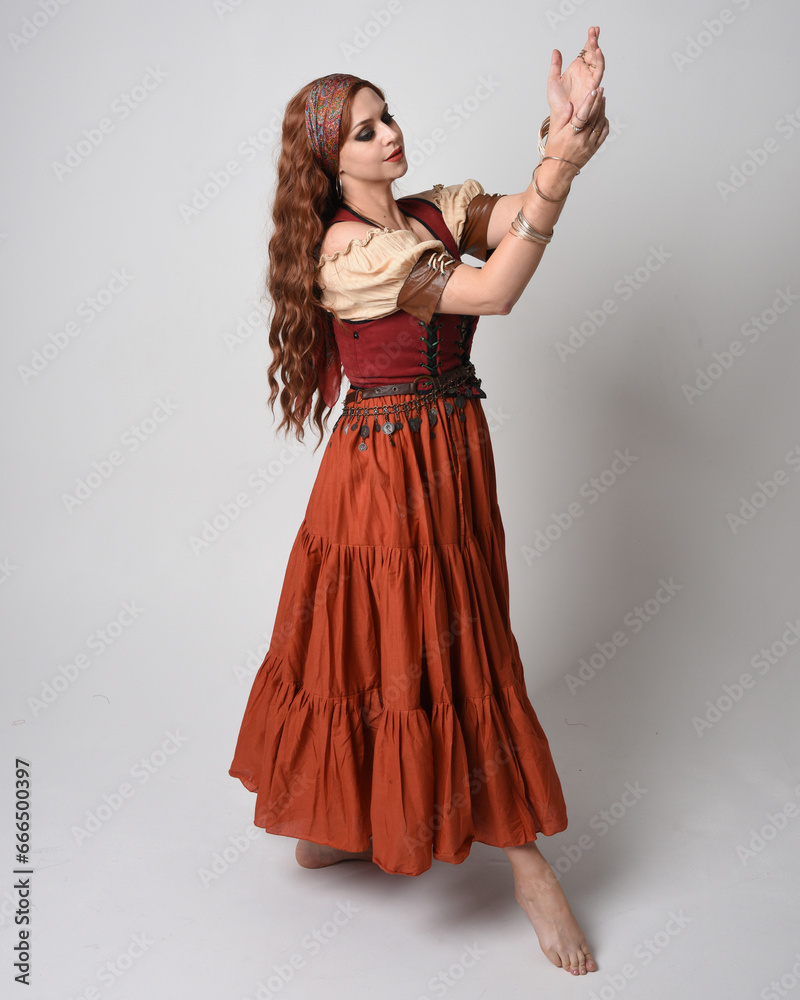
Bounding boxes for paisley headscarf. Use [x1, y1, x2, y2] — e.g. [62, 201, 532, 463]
[304, 73, 361, 176]
[299, 73, 365, 415]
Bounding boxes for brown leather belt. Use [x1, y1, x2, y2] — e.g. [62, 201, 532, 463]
[345, 363, 478, 401]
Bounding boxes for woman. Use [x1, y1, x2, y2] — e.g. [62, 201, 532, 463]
[230, 26, 608, 978]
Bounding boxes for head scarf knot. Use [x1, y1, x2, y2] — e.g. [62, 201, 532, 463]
[304, 73, 361, 177]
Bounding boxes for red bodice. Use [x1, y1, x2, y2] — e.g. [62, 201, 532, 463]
[321, 196, 483, 394]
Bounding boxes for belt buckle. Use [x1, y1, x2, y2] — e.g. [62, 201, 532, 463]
[412, 373, 434, 395]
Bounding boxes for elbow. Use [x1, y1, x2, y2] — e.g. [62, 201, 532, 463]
[494, 297, 515, 316]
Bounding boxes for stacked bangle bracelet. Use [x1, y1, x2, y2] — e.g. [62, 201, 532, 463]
[509, 209, 553, 245]
[506, 115, 583, 246]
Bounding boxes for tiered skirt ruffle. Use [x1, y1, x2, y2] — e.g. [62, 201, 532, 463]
[229, 390, 568, 876]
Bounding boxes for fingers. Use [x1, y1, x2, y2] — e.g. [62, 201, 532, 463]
[556, 100, 574, 128]
[575, 85, 604, 123]
[549, 48, 563, 83]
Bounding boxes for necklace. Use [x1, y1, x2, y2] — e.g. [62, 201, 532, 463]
[343, 201, 408, 234]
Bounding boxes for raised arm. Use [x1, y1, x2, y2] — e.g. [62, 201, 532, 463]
[436, 79, 608, 317]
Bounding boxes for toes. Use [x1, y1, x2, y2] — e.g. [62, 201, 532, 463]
[568, 951, 584, 974]
[563, 948, 594, 975]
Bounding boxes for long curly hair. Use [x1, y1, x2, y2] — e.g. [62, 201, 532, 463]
[266, 75, 385, 452]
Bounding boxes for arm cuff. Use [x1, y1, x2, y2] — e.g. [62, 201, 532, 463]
[459, 193, 504, 262]
[397, 249, 461, 323]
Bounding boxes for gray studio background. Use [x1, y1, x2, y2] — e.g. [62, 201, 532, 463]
[2, 1, 799, 999]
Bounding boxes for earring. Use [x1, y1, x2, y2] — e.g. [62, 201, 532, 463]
[335, 174, 343, 201]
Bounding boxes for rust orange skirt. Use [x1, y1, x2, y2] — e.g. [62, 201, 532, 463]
[228, 389, 568, 876]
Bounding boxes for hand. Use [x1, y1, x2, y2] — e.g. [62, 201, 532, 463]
[547, 25, 605, 126]
[542, 87, 608, 171]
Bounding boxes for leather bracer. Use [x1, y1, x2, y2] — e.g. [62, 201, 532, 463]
[397, 248, 461, 324]
[459, 193, 503, 262]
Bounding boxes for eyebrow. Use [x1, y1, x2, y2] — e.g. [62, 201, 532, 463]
[351, 102, 389, 133]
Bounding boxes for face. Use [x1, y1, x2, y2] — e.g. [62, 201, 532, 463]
[337, 87, 406, 185]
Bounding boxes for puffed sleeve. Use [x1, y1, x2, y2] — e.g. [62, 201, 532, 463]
[316, 228, 448, 322]
[432, 178, 505, 262]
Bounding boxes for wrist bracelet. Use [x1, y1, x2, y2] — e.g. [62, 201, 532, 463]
[541, 155, 580, 175]
[537, 116, 550, 159]
[531, 163, 569, 204]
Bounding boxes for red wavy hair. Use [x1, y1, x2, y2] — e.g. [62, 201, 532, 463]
[266, 76, 386, 452]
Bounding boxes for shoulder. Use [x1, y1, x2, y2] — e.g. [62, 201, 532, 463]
[429, 180, 486, 244]
[319, 221, 379, 260]
[403, 180, 484, 207]
[401, 186, 441, 205]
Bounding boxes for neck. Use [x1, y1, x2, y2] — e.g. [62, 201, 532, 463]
[341, 179, 405, 228]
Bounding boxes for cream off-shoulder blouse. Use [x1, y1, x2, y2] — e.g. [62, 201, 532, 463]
[316, 178, 486, 322]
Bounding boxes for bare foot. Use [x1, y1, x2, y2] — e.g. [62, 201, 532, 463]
[503, 841, 597, 976]
[295, 837, 374, 868]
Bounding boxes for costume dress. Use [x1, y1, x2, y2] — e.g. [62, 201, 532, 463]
[228, 179, 568, 876]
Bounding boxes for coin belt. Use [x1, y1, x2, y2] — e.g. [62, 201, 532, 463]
[329, 367, 486, 452]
